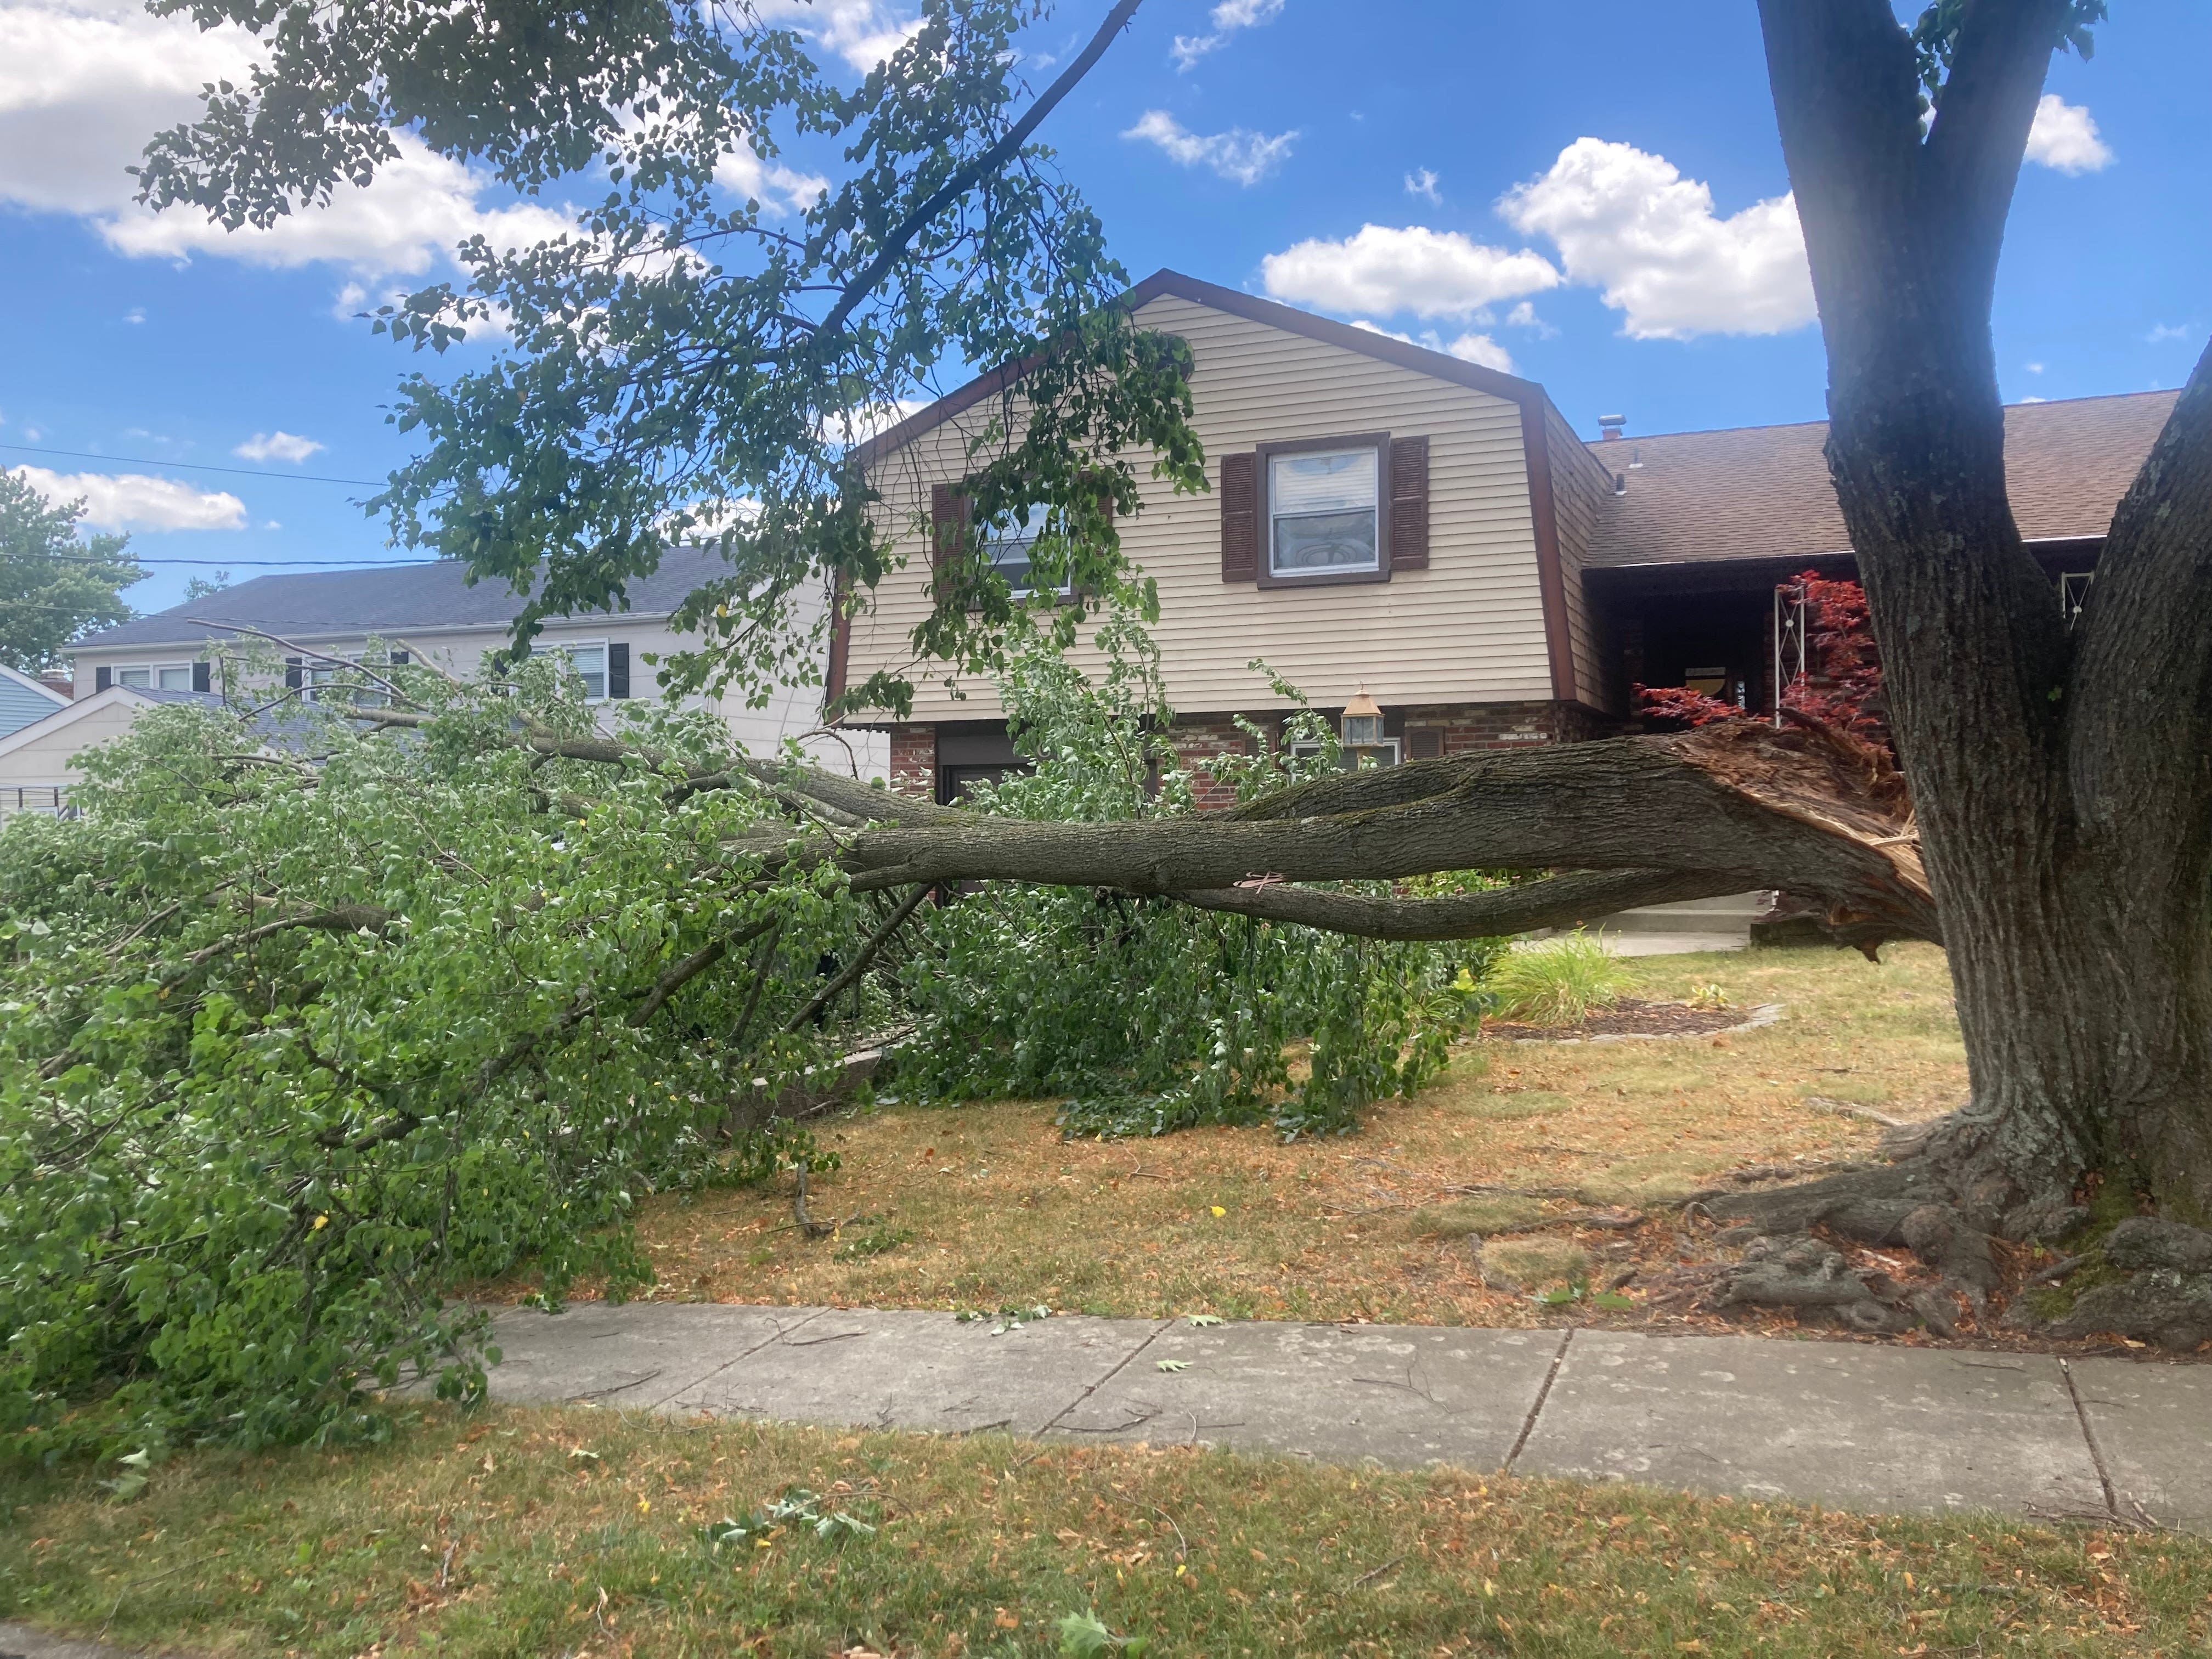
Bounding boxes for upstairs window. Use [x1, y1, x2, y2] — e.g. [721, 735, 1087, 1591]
[982, 508, 1071, 600]
[117, 664, 193, 690]
[550, 642, 609, 701]
[1258, 435, 1390, 586]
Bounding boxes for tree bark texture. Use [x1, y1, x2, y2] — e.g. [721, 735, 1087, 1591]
[1759, 0, 2212, 1220]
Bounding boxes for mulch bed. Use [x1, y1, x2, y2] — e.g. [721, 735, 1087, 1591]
[1482, 998, 1747, 1042]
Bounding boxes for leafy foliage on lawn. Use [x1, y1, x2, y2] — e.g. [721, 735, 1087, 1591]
[892, 627, 1496, 1139]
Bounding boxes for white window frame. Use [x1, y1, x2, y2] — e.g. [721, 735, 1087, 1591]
[981, 507, 1074, 601]
[540, 638, 611, 702]
[1290, 737, 1401, 771]
[116, 662, 193, 690]
[303, 651, 400, 708]
[1257, 432, 1391, 588]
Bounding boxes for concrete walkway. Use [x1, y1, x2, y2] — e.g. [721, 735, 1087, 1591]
[486, 1302, 2210, 1533]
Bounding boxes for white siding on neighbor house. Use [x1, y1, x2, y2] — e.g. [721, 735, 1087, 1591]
[1547, 404, 1622, 714]
[0, 696, 146, 791]
[844, 291, 1558, 723]
[71, 596, 883, 778]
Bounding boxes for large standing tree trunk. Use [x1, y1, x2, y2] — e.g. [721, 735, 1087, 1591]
[1758, 0, 2212, 1227]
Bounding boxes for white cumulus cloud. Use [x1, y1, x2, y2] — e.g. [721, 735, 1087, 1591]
[2024, 95, 2112, 174]
[1262, 224, 1558, 321]
[1498, 137, 1814, 340]
[754, 0, 924, 74]
[0, 1, 573, 284]
[1404, 167, 1440, 204]
[234, 431, 323, 465]
[716, 142, 829, 215]
[1171, 0, 1283, 70]
[1351, 320, 1515, 375]
[98, 137, 574, 276]
[1122, 111, 1295, 186]
[10, 464, 245, 532]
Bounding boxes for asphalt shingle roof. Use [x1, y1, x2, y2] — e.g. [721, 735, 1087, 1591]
[1583, 390, 2177, 567]
[77, 548, 737, 650]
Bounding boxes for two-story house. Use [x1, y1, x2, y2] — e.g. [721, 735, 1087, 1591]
[834, 268, 2169, 805]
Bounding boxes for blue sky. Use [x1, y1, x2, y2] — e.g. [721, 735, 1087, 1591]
[1, 0, 2204, 612]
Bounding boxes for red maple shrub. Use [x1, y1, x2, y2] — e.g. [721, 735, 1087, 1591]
[1778, 571, 1886, 739]
[1629, 682, 1748, 727]
[1633, 571, 1887, 746]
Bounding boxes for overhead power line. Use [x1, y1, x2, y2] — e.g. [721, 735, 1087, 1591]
[16, 551, 436, 569]
[0, 441, 388, 488]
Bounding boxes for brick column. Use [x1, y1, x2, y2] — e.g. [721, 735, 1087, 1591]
[1170, 714, 1255, 811]
[889, 724, 937, 799]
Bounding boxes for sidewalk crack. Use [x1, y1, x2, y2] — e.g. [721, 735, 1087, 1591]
[642, 1306, 831, 1410]
[1037, 1320, 1175, 1437]
[2059, 1357, 2120, 1521]
[1504, 1329, 1573, 1472]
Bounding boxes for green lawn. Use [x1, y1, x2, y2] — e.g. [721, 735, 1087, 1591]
[4, 1404, 2207, 1657]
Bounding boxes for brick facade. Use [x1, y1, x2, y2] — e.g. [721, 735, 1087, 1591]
[889, 724, 936, 798]
[878, 700, 1615, 805]
[1165, 713, 1256, 810]
[1399, 699, 1615, 754]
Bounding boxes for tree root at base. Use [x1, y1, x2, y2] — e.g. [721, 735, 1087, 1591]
[1697, 1114, 2212, 1350]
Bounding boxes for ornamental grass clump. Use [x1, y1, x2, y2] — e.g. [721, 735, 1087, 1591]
[1485, 932, 1632, 1026]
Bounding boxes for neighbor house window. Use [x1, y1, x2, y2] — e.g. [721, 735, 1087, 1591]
[117, 664, 192, 690]
[1260, 435, 1389, 585]
[546, 641, 608, 701]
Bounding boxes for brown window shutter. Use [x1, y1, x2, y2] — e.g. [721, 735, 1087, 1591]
[1220, 452, 1257, 582]
[1390, 436, 1430, 571]
[929, 482, 972, 593]
[1407, 727, 1442, 761]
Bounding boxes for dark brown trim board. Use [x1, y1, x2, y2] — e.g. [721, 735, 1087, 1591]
[822, 574, 854, 709]
[1252, 431, 1392, 590]
[1517, 402, 1579, 705]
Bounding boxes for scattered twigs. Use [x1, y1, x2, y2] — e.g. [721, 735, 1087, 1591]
[1803, 1095, 1909, 1128]
[1352, 1554, 1406, 1588]
[782, 883, 929, 1033]
[1488, 1209, 1646, 1235]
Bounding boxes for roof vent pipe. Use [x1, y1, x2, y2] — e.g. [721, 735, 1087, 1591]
[1597, 413, 1627, 441]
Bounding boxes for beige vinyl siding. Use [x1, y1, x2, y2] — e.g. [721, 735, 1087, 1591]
[844, 291, 1558, 720]
[1546, 405, 1623, 714]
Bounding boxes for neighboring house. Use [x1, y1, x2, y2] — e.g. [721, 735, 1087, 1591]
[0, 663, 70, 740]
[67, 547, 883, 775]
[0, 685, 209, 817]
[834, 268, 2167, 804]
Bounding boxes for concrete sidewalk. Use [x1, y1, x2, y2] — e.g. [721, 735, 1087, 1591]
[484, 1302, 2211, 1534]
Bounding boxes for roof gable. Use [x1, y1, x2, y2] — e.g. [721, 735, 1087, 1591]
[851, 268, 1550, 470]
